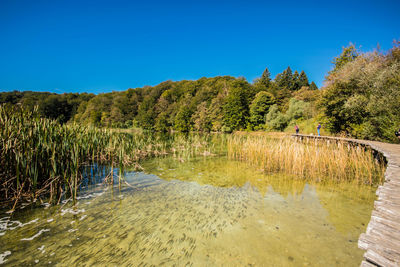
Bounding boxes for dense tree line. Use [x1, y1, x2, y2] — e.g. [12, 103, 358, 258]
[0, 68, 317, 133]
[0, 91, 94, 123]
[1, 41, 399, 142]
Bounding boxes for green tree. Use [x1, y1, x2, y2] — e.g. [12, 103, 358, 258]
[291, 70, 300, 91]
[155, 112, 170, 132]
[136, 97, 156, 130]
[223, 80, 252, 130]
[285, 98, 311, 121]
[321, 42, 400, 141]
[39, 95, 71, 123]
[90, 110, 102, 126]
[193, 102, 212, 132]
[275, 66, 293, 89]
[273, 87, 292, 110]
[260, 67, 271, 88]
[329, 44, 359, 74]
[299, 70, 310, 88]
[208, 93, 225, 132]
[309, 81, 318, 90]
[249, 91, 275, 129]
[265, 104, 288, 131]
[174, 105, 193, 132]
[319, 82, 355, 133]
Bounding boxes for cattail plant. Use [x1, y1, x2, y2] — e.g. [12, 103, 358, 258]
[0, 105, 220, 210]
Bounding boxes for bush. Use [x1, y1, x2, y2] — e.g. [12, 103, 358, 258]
[286, 98, 311, 121]
[265, 104, 288, 131]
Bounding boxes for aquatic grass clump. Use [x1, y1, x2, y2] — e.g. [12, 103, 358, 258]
[227, 133, 385, 185]
[0, 105, 219, 209]
[169, 133, 227, 161]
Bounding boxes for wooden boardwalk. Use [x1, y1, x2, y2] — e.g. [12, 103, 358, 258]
[292, 134, 400, 267]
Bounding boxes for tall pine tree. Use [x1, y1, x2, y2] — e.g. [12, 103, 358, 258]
[299, 70, 309, 88]
[275, 66, 293, 90]
[291, 70, 300, 91]
[260, 67, 271, 88]
[309, 81, 318, 90]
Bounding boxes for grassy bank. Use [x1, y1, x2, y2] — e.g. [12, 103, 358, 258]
[0, 105, 220, 209]
[228, 133, 385, 185]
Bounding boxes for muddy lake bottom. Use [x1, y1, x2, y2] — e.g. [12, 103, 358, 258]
[0, 156, 376, 266]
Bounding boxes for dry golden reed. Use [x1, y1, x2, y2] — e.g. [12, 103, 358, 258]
[227, 133, 385, 185]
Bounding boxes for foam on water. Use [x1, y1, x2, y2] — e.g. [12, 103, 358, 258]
[61, 199, 71, 204]
[60, 209, 85, 216]
[41, 203, 51, 208]
[20, 229, 50, 241]
[0, 251, 11, 265]
[38, 245, 45, 254]
[19, 203, 30, 210]
[76, 191, 105, 200]
[0, 218, 38, 232]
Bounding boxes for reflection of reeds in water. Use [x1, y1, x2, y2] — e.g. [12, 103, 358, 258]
[142, 156, 308, 197]
[257, 173, 306, 197]
[227, 133, 385, 185]
[0, 105, 221, 209]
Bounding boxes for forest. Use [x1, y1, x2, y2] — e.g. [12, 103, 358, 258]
[1, 42, 399, 142]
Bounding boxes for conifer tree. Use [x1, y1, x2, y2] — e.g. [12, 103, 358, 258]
[299, 70, 310, 88]
[260, 67, 271, 87]
[275, 66, 293, 90]
[309, 81, 318, 90]
[291, 70, 300, 91]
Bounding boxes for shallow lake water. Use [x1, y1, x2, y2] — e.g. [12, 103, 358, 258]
[0, 156, 376, 266]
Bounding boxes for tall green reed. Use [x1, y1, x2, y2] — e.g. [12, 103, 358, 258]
[0, 105, 219, 210]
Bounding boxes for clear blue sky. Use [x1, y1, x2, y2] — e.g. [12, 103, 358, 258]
[0, 0, 399, 94]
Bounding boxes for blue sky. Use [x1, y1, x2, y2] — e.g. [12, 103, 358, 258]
[0, 0, 399, 94]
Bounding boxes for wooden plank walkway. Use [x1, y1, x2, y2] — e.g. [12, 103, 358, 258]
[292, 134, 400, 267]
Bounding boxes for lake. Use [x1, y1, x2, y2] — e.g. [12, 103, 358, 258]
[0, 156, 376, 266]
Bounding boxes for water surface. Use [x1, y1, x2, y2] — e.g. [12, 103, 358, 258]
[0, 156, 376, 266]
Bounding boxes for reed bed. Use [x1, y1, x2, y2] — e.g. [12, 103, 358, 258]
[227, 134, 385, 185]
[0, 105, 218, 209]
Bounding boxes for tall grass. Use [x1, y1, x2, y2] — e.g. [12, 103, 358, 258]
[227, 133, 385, 185]
[0, 105, 218, 209]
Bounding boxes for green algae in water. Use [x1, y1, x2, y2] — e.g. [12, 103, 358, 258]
[0, 156, 376, 266]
